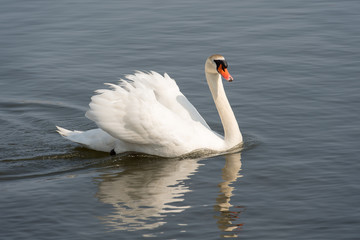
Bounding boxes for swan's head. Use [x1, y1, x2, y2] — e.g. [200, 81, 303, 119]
[205, 54, 233, 82]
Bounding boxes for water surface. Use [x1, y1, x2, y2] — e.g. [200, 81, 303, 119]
[1, 0, 359, 239]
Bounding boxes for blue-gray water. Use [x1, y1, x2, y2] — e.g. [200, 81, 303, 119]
[1, 0, 359, 239]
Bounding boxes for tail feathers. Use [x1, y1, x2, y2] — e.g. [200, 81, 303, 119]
[56, 125, 90, 148]
[56, 126, 82, 137]
[56, 126, 116, 152]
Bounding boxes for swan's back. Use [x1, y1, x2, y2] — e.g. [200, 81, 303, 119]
[85, 72, 222, 157]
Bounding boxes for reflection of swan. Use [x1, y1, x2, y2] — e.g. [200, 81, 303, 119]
[56, 55, 242, 157]
[96, 156, 201, 231]
[215, 152, 244, 237]
[95, 152, 244, 233]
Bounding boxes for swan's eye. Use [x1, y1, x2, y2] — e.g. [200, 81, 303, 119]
[214, 60, 228, 71]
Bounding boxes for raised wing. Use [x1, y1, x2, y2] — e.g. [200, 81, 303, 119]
[126, 71, 210, 129]
[85, 72, 212, 148]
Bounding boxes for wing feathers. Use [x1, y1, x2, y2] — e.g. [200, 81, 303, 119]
[86, 72, 211, 148]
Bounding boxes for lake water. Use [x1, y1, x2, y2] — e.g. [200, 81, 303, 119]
[1, 0, 359, 239]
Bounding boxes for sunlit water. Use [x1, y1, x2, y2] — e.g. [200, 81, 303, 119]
[1, 0, 359, 239]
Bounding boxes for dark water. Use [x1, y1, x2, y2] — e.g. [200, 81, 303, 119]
[1, 0, 359, 239]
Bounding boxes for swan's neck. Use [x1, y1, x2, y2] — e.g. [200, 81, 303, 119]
[206, 72, 242, 147]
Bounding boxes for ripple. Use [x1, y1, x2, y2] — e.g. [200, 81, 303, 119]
[0, 148, 110, 181]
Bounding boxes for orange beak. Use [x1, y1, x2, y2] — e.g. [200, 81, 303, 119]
[217, 64, 233, 82]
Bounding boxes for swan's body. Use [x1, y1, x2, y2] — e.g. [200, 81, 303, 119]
[57, 55, 242, 157]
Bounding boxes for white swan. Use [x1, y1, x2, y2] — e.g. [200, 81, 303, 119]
[56, 54, 243, 157]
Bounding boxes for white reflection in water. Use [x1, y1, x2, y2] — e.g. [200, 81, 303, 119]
[96, 157, 200, 230]
[96, 152, 243, 233]
[215, 152, 244, 238]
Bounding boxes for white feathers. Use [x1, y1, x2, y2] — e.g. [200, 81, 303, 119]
[57, 71, 224, 157]
[57, 55, 243, 157]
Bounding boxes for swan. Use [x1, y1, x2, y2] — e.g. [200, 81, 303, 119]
[56, 54, 243, 157]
